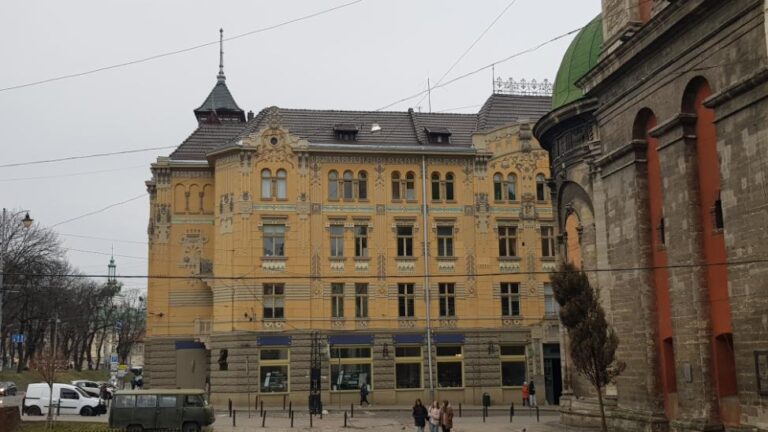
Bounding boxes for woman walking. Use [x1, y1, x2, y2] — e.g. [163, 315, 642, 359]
[428, 401, 442, 432]
[412, 399, 428, 432]
[522, 381, 529, 406]
[440, 400, 454, 432]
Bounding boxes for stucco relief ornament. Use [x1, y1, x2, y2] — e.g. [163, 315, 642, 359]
[375, 163, 385, 186]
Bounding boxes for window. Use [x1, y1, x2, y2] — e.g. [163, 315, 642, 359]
[330, 347, 372, 391]
[358, 171, 368, 200]
[343, 171, 354, 200]
[437, 226, 454, 257]
[498, 226, 517, 257]
[541, 226, 555, 258]
[261, 169, 273, 199]
[263, 225, 285, 257]
[436, 346, 463, 388]
[713, 194, 724, 230]
[114, 395, 135, 408]
[501, 282, 521, 317]
[354, 226, 368, 258]
[60, 388, 79, 400]
[355, 283, 368, 318]
[158, 395, 177, 407]
[184, 395, 204, 407]
[431, 173, 441, 200]
[536, 174, 547, 201]
[276, 169, 287, 199]
[136, 394, 157, 408]
[405, 172, 416, 200]
[445, 173, 455, 200]
[330, 225, 345, 257]
[391, 172, 401, 200]
[507, 174, 517, 201]
[493, 173, 503, 201]
[439, 283, 456, 317]
[331, 283, 344, 318]
[395, 346, 422, 389]
[658, 217, 666, 245]
[544, 284, 559, 317]
[500, 345, 526, 387]
[263, 283, 285, 319]
[260, 348, 289, 393]
[397, 226, 414, 257]
[398, 283, 415, 317]
[328, 171, 339, 200]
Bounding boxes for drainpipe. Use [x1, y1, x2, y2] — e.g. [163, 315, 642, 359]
[421, 155, 435, 399]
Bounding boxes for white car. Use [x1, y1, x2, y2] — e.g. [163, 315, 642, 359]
[71, 380, 109, 398]
[23, 383, 105, 416]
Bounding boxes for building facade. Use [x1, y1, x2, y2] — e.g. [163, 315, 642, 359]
[535, 1, 768, 431]
[143, 55, 564, 406]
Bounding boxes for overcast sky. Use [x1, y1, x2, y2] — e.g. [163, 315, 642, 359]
[0, 0, 600, 292]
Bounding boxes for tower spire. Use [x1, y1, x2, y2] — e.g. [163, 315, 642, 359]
[217, 28, 225, 83]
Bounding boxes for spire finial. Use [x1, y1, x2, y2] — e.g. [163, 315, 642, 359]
[217, 28, 225, 83]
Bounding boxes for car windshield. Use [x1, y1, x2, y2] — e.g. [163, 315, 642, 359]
[74, 387, 90, 398]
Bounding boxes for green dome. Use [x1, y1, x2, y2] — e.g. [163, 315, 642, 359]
[552, 15, 603, 109]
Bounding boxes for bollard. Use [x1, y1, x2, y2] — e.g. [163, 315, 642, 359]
[536, 405, 540, 422]
[458, 403, 462, 417]
[320, 409, 323, 420]
[283, 394, 287, 410]
[344, 411, 348, 427]
[262, 410, 267, 427]
[233, 409, 237, 427]
[260, 399, 264, 416]
[482, 404, 486, 423]
[310, 413, 314, 428]
[512, 402, 515, 417]
[228, 399, 232, 417]
[351, 403, 354, 418]
[510, 405, 513, 423]
[255, 395, 259, 411]
[289, 401, 292, 413]
[57, 402, 61, 417]
[291, 410, 294, 428]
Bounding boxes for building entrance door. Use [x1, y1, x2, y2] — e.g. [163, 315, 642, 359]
[543, 343, 561, 405]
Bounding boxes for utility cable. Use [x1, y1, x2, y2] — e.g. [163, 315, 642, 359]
[50, 194, 145, 228]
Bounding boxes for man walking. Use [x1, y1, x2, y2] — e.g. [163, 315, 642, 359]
[360, 382, 370, 406]
[528, 379, 537, 407]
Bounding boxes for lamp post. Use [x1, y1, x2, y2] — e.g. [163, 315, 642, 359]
[0, 208, 33, 371]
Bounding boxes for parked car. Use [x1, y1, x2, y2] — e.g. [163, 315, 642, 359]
[0, 381, 17, 396]
[23, 383, 106, 416]
[109, 389, 214, 432]
[71, 380, 110, 398]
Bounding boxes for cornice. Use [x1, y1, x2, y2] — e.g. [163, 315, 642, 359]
[703, 66, 768, 108]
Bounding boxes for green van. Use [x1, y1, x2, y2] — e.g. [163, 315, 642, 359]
[108, 389, 214, 432]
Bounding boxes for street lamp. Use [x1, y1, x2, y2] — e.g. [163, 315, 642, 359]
[0, 208, 33, 371]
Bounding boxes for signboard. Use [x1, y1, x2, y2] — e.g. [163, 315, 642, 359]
[11, 334, 25, 344]
[117, 364, 128, 378]
[110, 354, 119, 372]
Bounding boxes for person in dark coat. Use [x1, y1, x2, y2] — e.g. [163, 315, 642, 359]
[412, 399, 428, 432]
[528, 379, 537, 407]
[360, 382, 370, 406]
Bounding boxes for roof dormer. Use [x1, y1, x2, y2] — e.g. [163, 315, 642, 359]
[425, 127, 452, 144]
[334, 124, 359, 141]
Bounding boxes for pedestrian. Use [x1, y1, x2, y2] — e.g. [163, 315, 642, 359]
[528, 379, 537, 407]
[522, 381, 529, 407]
[428, 401, 441, 432]
[440, 400, 454, 432]
[359, 382, 370, 406]
[412, 399, 428, 432]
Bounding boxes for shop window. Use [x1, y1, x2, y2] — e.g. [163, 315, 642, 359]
[501, 282, 521, 317]
[263, 225, 285, 257]
[331, 283, 344, 318]
[398, 283, 415, 317]
[439, 283, 456, 317]
[355, 283, 368, 318]
[330, 346, 372, 391]
[263, 283, 285, 319]
[260, 348, 289, 393]
[500, 345, 526, 387]
[395, 346, 422, 389]
[436, 345, 463, 388]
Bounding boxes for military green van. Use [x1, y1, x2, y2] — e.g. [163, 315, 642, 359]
[108, 389, 214, 432]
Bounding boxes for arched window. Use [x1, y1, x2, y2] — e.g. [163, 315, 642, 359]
[536, 174, 547, 201]
[431, 172, 441, 201]
[391, 172, 401, 200]
[343, 170, 354, 200]
[445, 173, 455, 201]
[328, 171, 339, 200]
[261, 169, 272, 199]
[507, 174, 517, 201]
[358, 171, 368, 200]
[405, 172, 416, 200]
[276, 169, 287, 199]
[493, 173, 503, 201]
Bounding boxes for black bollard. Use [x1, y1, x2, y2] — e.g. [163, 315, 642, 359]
[320, 409, 323, 420]
[536, 405, 540, 422]
[228, 399, 232, 417]
[483, 404, 486, 423]
[510, 405, 513, 423]
[260, 399, 264, 416]
[283, 394, 287, 410]
[351, 403, 354, 418]
[291, 410, 294, 428]
[289, 401, 292, 413]
[459, 403, 462, 417]
[262, 410, 267, 427]
[57, 402, 61, 417]
[233, 409, 236, 427]
[310, 413, 313, 428]
[512, 402, 515, 417]
[344, 411, 348, 427]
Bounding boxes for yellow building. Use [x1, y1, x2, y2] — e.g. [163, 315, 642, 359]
[145, 59, 559, 406]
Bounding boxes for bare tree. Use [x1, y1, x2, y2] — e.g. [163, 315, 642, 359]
[550, 263, 625, 432]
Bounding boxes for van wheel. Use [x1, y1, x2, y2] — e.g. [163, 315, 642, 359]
[80, 406, 94, 416]
[127, 425, 143, 432]
[26, 406, 41, 416]
[182, 422, 200, 432]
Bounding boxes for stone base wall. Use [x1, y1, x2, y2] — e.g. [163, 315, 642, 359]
[144, 337, 178, 388]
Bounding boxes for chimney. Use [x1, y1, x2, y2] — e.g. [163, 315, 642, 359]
[247, 110, 254, 121]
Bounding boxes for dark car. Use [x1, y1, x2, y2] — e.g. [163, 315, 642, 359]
[0, 381, 17, 396]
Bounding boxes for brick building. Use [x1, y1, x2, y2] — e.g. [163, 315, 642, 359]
[143, 37, 564, 407]
[534, 1, 768, 431]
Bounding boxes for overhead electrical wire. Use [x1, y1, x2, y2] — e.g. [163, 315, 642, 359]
[50, 194, 145, 228]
